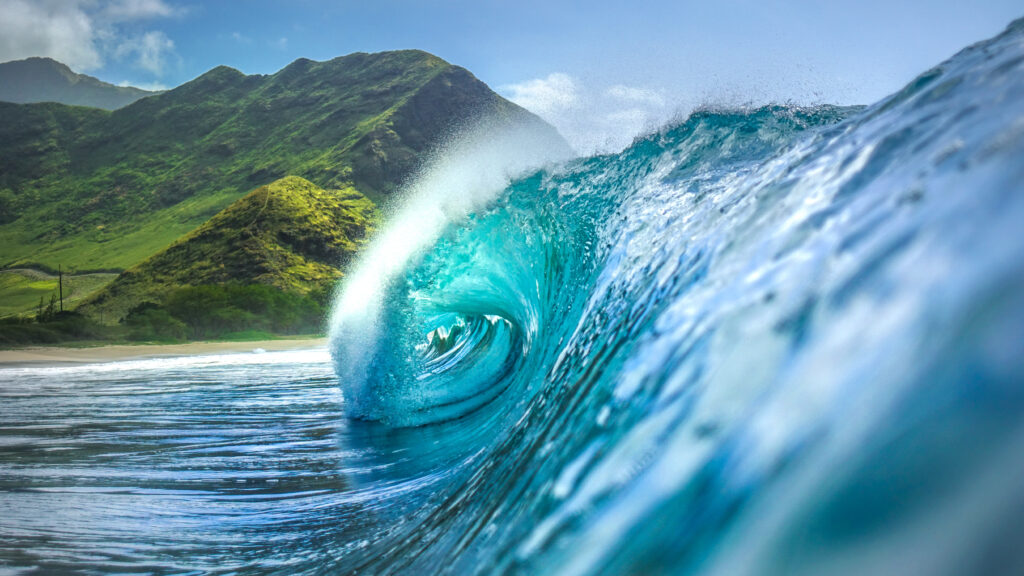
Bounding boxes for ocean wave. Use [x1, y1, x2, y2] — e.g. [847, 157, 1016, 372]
[327, 18, 1024, 575]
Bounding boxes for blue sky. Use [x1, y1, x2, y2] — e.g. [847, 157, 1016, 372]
[1, 0, 1020, 151]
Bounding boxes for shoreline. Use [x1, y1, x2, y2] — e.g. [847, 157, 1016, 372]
[0, 337, 327, 368]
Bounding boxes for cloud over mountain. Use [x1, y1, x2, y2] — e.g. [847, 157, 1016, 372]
[0, 0, 179, 77]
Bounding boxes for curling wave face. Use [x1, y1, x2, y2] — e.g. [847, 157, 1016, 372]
[326, 19, 1024, 575]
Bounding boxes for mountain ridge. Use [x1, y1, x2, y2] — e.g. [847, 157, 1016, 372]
[0, 57, 158, 110]
[0, 50, 568, 274]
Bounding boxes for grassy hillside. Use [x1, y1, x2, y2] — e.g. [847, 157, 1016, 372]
[0, 269, 117, 318]
[0, 50, 565, 275]
[78, 176, 377, 322]
[0, 57, 157, 110]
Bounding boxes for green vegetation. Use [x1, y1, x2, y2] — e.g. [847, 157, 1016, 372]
[160, 284, 326, 339]
[0, 176, 366, 346]
[0, 50, 568, 343]
[123, 284, 328, 341]
[0, 312, 118, 347]
[0, 284, 327, 347]
[0, 50, 561, 274]
[79, 176, 376, 322]
[0, 57, 157, 110]
[0, 269, 117, 317]
[121, 303, 187, 342]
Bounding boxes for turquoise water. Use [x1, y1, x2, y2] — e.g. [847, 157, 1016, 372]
[3, 18, 1024, 575]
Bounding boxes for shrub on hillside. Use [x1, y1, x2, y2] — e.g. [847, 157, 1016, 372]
[162, 284, 324, 339]
[0, 311, 117, 346]
[123, 303, 187, 342]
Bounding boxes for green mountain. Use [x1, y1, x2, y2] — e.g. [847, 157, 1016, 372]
[0, 50, 567, 277]
[79, 176, 376, 321]
[0, 57, 157, 110]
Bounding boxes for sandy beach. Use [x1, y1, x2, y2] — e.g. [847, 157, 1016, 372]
[0, 338, 327, 368]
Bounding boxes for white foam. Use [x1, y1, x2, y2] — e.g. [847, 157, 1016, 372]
[327, 118, 571, 417]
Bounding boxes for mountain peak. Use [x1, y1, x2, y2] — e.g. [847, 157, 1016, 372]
[206, 64, 246, 77]
[78, 176, 379, 320]
[0, 48, 568, 278]
[18, 56, 69, 69]
[0, 57, 158, 110]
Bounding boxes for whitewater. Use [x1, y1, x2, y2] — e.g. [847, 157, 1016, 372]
[2, 18, 1024, 576]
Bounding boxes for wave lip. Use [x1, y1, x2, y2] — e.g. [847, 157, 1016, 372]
[328, 118, 570, 426]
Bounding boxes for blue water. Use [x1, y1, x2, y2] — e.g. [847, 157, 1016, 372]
[3, 18, 1024, 575]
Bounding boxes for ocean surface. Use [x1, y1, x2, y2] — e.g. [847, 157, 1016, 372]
[3, 19, 1024, 576]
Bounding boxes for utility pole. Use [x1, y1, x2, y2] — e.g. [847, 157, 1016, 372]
[58, 265, 64, 312]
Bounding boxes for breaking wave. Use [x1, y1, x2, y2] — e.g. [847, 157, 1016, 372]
[328, 19, 1024, 575]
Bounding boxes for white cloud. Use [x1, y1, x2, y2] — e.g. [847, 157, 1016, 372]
[503, 74, 676, 154]
[0, 0, 178, 76]
[101, 0, 177, 23]
[501, 73, 580, 118]
[0, 0, 102, 70]
[114, 30, 175, 76]
[231, 31, 252, 44]
[273, 37, 288, 50]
